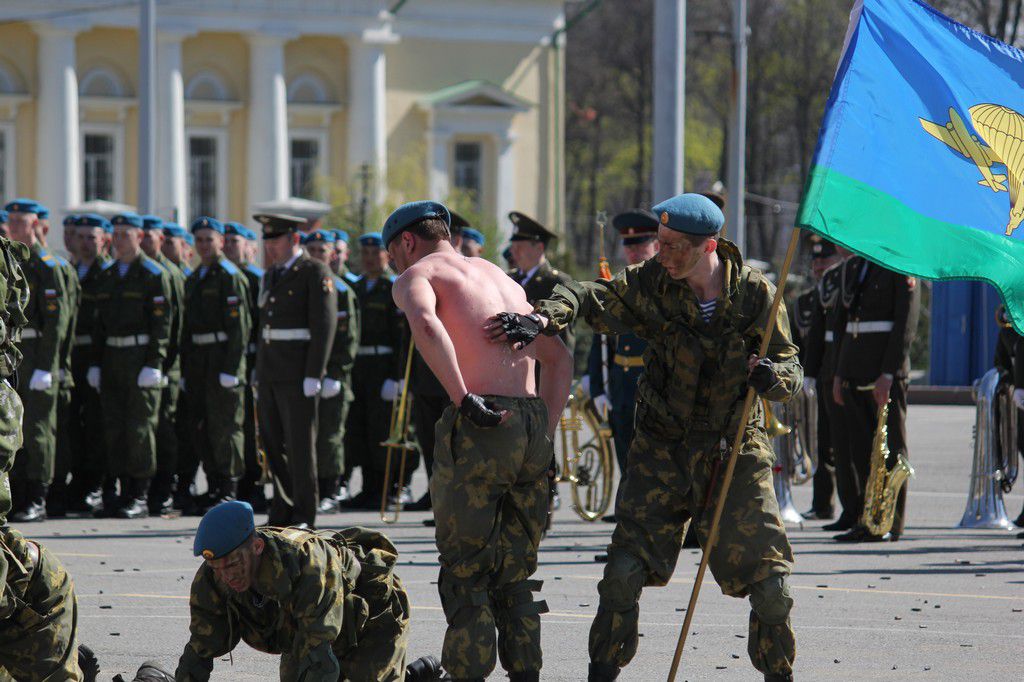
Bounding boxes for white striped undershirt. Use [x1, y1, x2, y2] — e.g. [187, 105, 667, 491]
[698, 299, 717, 323]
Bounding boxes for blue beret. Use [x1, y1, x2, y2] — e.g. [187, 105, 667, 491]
[302, 229, 335, 245]
[63, 214, 79, 227]
[191, 216, 225, 234]
[382, 200, 451, 248]
[77, 213, 113, 233]
[141, 215, 163, 231]
[331, 229, 350, 244]
[5, 198, 42, 215]
[462, 228, 485, 246]
[223, 221, 246, 237]
[0, 210, 7, 224]
[37, 205, 50, 220]
[651, 193, 724, 236]
[112, 212, 144, 229]
[193, 500, 255, 560]
[242, 227, 258, 241]
[184, 233, 195, 246]
[358, 232, 384, 247]
[162, 223, 186, 239]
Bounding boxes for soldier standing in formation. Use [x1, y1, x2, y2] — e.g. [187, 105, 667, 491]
[586, 209, 659, 523]
[181, 217, 252, 511]
[461, 227, 485, 258]
[6, 199, 70, 523]
[300, 230, 360, 513]
[91, 212, 173, 519]
[993, 305, 1024, 528]
[342, 232, 404, 509]
[794, 238, 842, 521]
[160, 224, 193, 276]
[254, 214, 336, 528]
[489, 194, 802, 682]
[831, 253, 920, 542]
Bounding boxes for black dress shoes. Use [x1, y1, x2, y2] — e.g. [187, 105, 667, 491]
[801, 508, 834, 520]
[834, 526, 890, 543]
[822, 517, 855, 532]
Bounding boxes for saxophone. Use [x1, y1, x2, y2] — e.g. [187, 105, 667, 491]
[861, 400, 914, 535]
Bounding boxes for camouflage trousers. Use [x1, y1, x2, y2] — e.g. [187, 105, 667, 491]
[430, 396, 552, 680]
[0, 528, 82, 681]
[0, 378, 24, 525]
[589, 425, 796, 677]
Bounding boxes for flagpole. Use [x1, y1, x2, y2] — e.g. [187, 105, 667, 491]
[666, 226, 801, 682]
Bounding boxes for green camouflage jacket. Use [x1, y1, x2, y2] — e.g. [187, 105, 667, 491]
[536, 239, 802, 445]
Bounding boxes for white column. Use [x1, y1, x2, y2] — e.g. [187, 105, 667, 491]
[347, 40, 388, 203]
[247, 33, 290, 210]
[428, 128, 451, 203]
[157, 31, 188, 221]
[495, 132, 517, 242]
[34, 22, 81, 238]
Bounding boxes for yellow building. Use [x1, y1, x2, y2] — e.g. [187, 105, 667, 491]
[0, 0, 565, 250]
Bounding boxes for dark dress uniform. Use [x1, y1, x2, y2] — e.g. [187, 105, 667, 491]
[48, 249, 79, 517]
[343, 255, 404, 506]
[10, 241, 69, 522]
[833, 257, 920, 540]
[587, 332, 646, 473]
[182, 253, 251, 504]
[408, 352, 449, 502]
[255, 214, 336, 528]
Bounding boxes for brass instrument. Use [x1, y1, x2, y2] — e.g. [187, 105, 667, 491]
[762, 398, 791, 438]
[251, 385, 271, 485]
[380, 340, 417, 524]
[861, 400, 914, 536]
[959, 368, 1016, 529]
[554, 381, 616, 521]
[764, 399, 802, 525]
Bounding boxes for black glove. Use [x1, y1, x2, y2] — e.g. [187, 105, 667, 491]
[748, 357, 780, 395]
[460, 393, 504, 427]
[494, 312, 543, 347]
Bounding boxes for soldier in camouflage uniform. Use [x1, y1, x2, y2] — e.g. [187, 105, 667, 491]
[302, 230, 360, 513]
[181, 217, 252, 511]
[489, 194, 802, 682]
[176, 501, 410, 681]
[0, 232, 29, 524]
[5, 199, 71, 523]
[91, 213, 174, 519]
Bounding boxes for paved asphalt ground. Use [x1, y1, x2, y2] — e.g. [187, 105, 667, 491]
[18, 404, 1024, 681]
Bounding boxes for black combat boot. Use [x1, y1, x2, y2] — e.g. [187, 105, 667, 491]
[216, 477, 239, 505]
[509, 672, 540, 682]
[404, 655, 443, 681]
[117, 478, 150, 519]
[47, 479, 68, 518]
[148, 472, 176, 516]
[318, 477, 339, 513]
[93, 478, 121, 518]
[187, 476, 221, 516]
[764, 673, 794, 682]
[78, 644, 100, 682]
[588, 662, 620, 681]
[11, 481, 48, 522]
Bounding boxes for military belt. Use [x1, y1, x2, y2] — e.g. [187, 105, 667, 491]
[20, 328, 39, 340]
[74, 334, 93, 346]
[824, 331, 834, 343]
[262, 328, 311, 341]
[845, 320, 894, 334]
[358, 345, 394, 356]
[192, 332, 228, 345]
[613, 354, 644, 368]
[106, 334, 150, 348]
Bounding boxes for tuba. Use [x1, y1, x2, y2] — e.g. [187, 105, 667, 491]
[959, 368, 1016, 529]
[765, 399, 802, 525]
[861, 400, 914, 536]
[380, 339, 418, 524]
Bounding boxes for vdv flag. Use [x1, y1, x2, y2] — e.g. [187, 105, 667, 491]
[797, 0, 1024, 332]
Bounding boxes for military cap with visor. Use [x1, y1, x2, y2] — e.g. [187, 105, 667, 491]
[254, 213, 305, 239]
[613, 209, 659, 245]
[810, 237, 837, 259]
[508, 211, 557, 244]
[382, 200, 451, 248]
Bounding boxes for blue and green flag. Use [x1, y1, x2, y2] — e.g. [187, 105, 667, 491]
[798, 0, 1024, 331]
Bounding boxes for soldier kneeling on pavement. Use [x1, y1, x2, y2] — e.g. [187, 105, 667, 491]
[175, 501, 446, 681]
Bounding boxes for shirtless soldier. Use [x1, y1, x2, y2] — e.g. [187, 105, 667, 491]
[384, 201, 573, 682]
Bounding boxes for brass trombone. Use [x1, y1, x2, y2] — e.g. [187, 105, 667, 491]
[380, 339, 417, 524]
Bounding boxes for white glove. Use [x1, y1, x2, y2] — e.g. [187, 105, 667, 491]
[321, 377, 342, 399]
[219, 373, 240, 389]
[87, 366, 101, 390]
[592, 393, 612, 418]
[1014, 388, 1024, 410]
[28, 370, 53, 391]
[803, 377, 816, 393]
[580, 375, 591, 397]
[380, 378, 403, 402]
[303, 377, 321, 398]
[137, 366, 163, 388]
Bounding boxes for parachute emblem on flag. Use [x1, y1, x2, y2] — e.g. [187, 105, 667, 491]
[920, 104, 1024, 236]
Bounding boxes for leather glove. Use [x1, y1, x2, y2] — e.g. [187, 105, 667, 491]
[321, 377, 342, 399]
[493, 312, 544, 347]
[748, 357, 781, 395]
[87, 366, 101, 390]
[137, 366, 163, 388]
[1014, 388, 1024, 410]
[303, 377, 321, 398]
[28, 370, 53, 391]
[592, 393, 611, 418]
[218, 373, 240, 389]
[380, 378, 403, 402]
[803, 377, 816, 393]
[580, 374, 591, 397]
[460, 393, 505, 427]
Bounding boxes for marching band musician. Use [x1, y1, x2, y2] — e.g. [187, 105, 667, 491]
[993, 304, 1024, 529]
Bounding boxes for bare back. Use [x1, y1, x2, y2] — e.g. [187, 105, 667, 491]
[402, 251, 537, 397]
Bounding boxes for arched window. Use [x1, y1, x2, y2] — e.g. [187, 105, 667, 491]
[185, 69, 233, 101]
[79, 66, 129, 98]
[287, 72, 333, 104]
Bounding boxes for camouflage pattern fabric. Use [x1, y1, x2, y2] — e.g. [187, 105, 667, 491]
[175, 527, 409, 681]
[0, 236, 29, 524]
[0, 527, 82, 681]
[429, 396, 552, 679]
[533, 239, 800, 677]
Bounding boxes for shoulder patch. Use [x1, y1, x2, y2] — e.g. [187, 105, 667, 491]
[219, 258, 240, 276]
[40, 253, 59, 268]
[387, 274, 398, 283]
[245, 264, 265, 278]
[343, 271, 359, 284]
[100, 259, 115, 270]
[55, 255, 70, 267]
[141, 258, 164, 276]
[332, 275, 344, 288]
